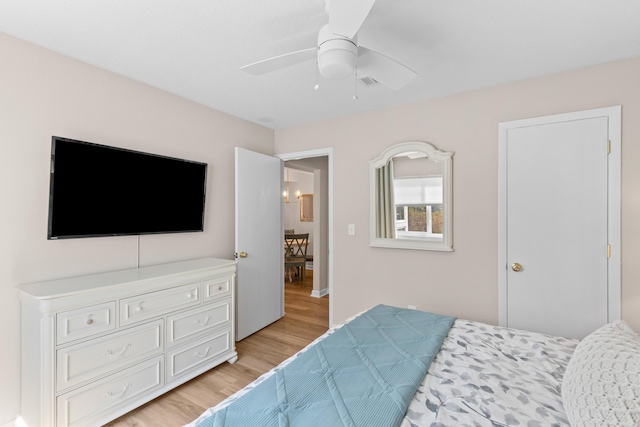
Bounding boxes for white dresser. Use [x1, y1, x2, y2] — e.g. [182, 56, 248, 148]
[17, 257, 237, 427]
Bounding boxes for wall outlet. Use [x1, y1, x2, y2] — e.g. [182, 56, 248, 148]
[408, 305, 416, 310]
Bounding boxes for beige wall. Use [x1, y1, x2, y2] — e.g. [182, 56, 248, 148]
[0, 33, 274, 424]
[275, 57, 640, 333]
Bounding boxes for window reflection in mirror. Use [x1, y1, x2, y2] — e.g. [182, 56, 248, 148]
[393, 156, 443, 239]
[370, 141, 453, 251]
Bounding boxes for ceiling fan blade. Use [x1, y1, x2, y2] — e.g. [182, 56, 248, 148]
[328, 0, 376, 39]
[357, 46, 417, 90]
[240, 47, 317, 75]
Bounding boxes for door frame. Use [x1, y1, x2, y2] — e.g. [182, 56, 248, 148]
[497, 106, 621, 327]
[276, 147, 334, 326]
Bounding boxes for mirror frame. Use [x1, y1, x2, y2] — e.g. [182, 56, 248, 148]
[369, 141, 454, 251]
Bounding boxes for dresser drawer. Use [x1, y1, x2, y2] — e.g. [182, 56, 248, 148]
[203, 276, 232, 301]
[167, 299, 231, 347]
[56, 320, 163, 391]
[166, 328, 232, 382]
[56, 356, 163, 427]
[120, 282, 201, 326]
[57, 302, 116, 345]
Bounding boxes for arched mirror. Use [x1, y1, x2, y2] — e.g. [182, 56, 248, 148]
[370, 141, 454, 251]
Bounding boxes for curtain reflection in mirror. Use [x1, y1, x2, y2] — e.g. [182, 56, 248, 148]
[376, 159, 396, 239]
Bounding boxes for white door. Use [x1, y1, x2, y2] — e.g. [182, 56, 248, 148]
[235, 148, 284, 340]
[499, 107, 621, 339]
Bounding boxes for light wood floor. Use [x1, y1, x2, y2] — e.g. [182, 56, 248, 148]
[106, 274, 329, 426]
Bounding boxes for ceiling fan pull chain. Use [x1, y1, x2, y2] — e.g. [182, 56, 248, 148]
[314, 59, 320, 90]
[353, 67, 359, 100]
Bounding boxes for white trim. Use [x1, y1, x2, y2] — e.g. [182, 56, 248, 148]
[310, 287, 329, 298]
[498, 105, 622, 327]
[276, 147, 334, 326]
[608, 106, 622, 321]
[1, 417, 27, 427]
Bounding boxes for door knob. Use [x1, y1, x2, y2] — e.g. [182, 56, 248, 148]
[238, 251, 248, 259]
[511, 263, 522, 272]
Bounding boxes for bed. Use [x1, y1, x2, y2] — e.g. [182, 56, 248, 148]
[186, 304, 640, 427]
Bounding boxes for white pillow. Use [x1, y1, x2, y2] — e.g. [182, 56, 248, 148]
[562, 320, 640, 426]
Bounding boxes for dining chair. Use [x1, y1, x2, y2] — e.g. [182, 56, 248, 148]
[284, 229, 295, 234]
[284, 233, 309, 286]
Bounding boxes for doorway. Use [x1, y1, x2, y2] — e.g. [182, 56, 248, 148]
[277, 148, 333, 326]
[498, 106, 621, 339]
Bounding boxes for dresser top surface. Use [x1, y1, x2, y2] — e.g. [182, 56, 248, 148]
[16, 257, 236, 300]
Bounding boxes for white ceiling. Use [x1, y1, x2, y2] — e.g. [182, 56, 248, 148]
[1, 1, 639, 130]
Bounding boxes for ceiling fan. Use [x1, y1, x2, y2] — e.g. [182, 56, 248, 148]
[240, 0, 417, 90]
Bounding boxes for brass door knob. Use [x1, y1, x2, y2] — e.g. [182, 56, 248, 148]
[238, 251, 248, 259]
[511, 263, 522, 272]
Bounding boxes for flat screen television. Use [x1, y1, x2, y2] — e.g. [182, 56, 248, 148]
[47, 136, 208, 239]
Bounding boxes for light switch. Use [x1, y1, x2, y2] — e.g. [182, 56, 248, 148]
[348, 224, 356, 236]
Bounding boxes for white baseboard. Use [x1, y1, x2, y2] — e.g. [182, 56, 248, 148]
[310, 288, 329, 298]
[1, 417, 27, 427]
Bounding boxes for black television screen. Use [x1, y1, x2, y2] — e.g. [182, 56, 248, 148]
[47, 136, 207, 239]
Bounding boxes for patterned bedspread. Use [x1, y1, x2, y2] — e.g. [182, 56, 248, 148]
[402, 319, 578, 427]
[186, 313, 578, 427]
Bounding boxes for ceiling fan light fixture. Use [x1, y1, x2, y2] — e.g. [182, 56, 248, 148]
[317, 24, 357, 80]
[318, 45, 357, 79]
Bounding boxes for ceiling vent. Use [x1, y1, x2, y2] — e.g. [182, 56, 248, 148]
[358, 75, 380, 87]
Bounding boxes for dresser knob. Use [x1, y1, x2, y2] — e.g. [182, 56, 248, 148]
[186, 293, 193, 299]
[135, 305, 142, 312]
[86, 319, 94, 325]
[217, 285, 223, 291]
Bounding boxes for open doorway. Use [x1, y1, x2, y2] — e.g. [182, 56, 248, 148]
[277, 148, 333, 326]
[283, 165, 324, 296]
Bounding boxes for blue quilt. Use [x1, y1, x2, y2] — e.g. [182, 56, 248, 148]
[196, 305, 455, 427]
